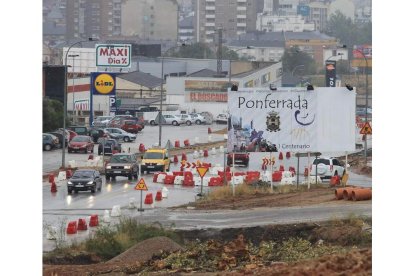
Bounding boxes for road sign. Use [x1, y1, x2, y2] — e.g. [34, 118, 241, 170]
[135, 178, 148, 191]
[196, 167, 209, 178]
[359, 122, 372, 135]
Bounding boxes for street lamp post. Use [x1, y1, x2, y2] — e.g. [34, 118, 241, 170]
[62, 38, 97, 168]
[69, 54, 79, 124]
[158, 44, 185, 147]
[228, 46, 253, 88]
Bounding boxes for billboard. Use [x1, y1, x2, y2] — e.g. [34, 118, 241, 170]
[91, 73, 116, 96]
[43, 65, 65, 103]
[325, 60, 336, 87]
[353, 45, 372, 59]
[185, 80, 235, 102]
[96, 44, 132, 68]
[227, 88, 356, 153]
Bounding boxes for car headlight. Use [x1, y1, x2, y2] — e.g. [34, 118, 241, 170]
[106, 166, 111, 169]
[67, 181, 73, 185]
[87, 181, 93, 184]
[124, 165, 131, 169]
[157, 162, 164, 166]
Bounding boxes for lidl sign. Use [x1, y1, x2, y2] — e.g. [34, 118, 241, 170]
[91, 73, 116, 96]
[96, 44, 131, 68]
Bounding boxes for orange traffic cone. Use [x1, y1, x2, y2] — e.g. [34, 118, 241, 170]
[155, 190, 162, 201]
[66, 221, 77, 234]
[89, 215, 99, 227]
[144, 193, 154, 205]
[77, 218, 88, 231]
[51, 181, 57, 193]
[278, 152, 283, 160]
[208, 127, 212, 134]
[173, 155, 178, 163]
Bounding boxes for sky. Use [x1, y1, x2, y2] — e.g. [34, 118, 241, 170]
[1, 1, 413, 275]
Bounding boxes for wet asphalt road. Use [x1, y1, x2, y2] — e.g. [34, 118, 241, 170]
[43, 123, 372, 251]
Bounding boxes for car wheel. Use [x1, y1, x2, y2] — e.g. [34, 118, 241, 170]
[128, 174, 132, 180]
[74, 189, 78, 194]
[68, 149, 72, 153]
[134, 172, 138, 179]
[91, 185, 96, 193]
[166, 165, 170, 172]
[186, 121, 191, 126]
[44, 144, 52, 151]
[67, 189, 72, 194]
[105, 175, 110, 180]
[124, 136, 130, 142]
[161, 165, 165, 173]
[334, 171, 338, 176]
[172, 121, 178, 126]
[150, 120, 155, 126]
[196, 120, 201, 125]
[112, 176, 116, 181]
[141, 168, 145, 174]
[91, 147, 94, 153]
[98, 150, 102, 155]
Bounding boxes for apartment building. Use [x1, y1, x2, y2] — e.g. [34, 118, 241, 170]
[65, 0, 122, 39]
[121, 0, 178, 41]
[193, 0, 259, 43]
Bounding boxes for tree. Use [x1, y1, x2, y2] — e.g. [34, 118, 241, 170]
[281, 46, 317, 75]
[327, 11, 372, 47]
[167, 43, 215, 59]
[43, 98, 65, 132]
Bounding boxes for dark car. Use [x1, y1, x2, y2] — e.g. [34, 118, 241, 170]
[68, 135, 94, 153]
[67, 126, 89, 136]
[48, 132, 69, 148]
[98, 139, 122, 155]
[43, 133, 59, 151]
[67, 169, 102, 194]
[89, 128, 109, 143]
[105, 153, 139, 180]
[227, 152, 250, 166]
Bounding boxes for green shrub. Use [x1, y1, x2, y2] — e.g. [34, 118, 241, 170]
[85, 226, 123, 260]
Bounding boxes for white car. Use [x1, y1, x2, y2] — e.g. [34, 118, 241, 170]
[104, 128, 136, 142]
[177, 114, 195, 126]
[215, 113, 228, 124]
[310, 157, 345, 179]
[190, 113, 206, 125]
[162, 114, 181, 126]
[92, 116, 113, 127]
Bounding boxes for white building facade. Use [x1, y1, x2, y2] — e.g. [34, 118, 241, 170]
[256, 14, 315, 32]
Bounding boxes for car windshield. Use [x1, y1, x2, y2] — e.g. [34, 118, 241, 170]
[72, 136, 89, 142]
[72, 171, 94, 178]
[144, 152, 163, 159]
[313, 159, 330, 165]
[105, 140, 115, 146]
[109, 155, 132, 163]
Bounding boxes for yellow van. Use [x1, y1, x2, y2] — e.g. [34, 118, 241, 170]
[140, 148, 170, 173]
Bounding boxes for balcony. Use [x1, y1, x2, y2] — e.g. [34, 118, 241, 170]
[237, 0, 247, 2]
[237, 14, 246, 19]
[237, 22, 247, 27]
[206, 14, 215, 18]
[206, 6, 216, 10]
[205, 22, 215, 27]
[237, 6, 247, 11]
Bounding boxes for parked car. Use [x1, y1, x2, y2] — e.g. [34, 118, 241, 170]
[98, 139, 122, 155]
[177, 114, 195, 126]
[121, 120, 143, 133]
[189, 113, 207, 125]
[140, 148, 170, 173]
[227, 152, 250, 166]
[48, 131, 68, 148]
[89, 128, 110, 143]
[67, 169, 102, 194]
[67, 126, 89, 136]
[67, 130, 78, 141]
[162, 114, 181, 126]
[43, 133, 59, 151]
[105, 153, 139, 181]
[215, 113, 228, 124]
[68, 135, 94, 153]
[104, 127, 136, 142]
[92, 116, 113, 127]
[310, 157, 345, 179]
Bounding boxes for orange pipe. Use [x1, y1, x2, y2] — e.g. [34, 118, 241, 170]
[352, 189, 372, 201]
[334, 188, 346, 200]
[343, 188, 363, 200]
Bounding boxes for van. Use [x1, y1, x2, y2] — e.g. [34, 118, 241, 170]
[67, 126, 89, 136]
